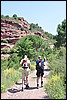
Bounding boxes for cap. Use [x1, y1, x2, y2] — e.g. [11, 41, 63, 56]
[38, 56, 42, 60]
[24, 55, 27, 58]
[38, 56, 41, 58]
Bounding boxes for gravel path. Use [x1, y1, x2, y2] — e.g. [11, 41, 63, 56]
[1, 64, 50, 99]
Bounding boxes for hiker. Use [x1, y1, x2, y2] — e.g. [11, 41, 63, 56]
[36, 56, 45, 89]
[20, 55, 31, 91]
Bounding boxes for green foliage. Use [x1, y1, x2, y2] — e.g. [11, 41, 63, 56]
[18, 67, 22, 73]
[30, 64, 35, 71]
[14, 35, 46, 60]
[43, 32, 54, 39]
[1, 48, 10, 54]
[45, 75, 65, 99]
[5, 15, 9, 19]
[12, 14, 17, 20]
[4, 68, 15, 78]
[11, 34, 54, 62]
[55, 19, 66, 47]
[48, 47, 66, 81]
[1, 15, 5, 18]
[7, 53, 20, 69]
[1, 59, 8, 70]
[1, 84, 6, 93]
[29, 23, 44, 32]
[1, 68, 22, 93]
[45, 47, 66, 99]
[21, 27, 24, 31]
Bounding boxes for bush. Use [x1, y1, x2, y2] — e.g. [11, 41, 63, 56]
[1, 59, 8, 70]
[7, 53, 20, 69]
[4, 68, 15, 78]
[21, 27, 24, 31]
[30, 64, 35, 71]
[12, 14, 17, 20]
[1, 84, 6, 93]
[5, 15, 9, 19]
[1, 68, 22, 93]
[18, 67, 22, 73]
[45, 74, 65, 99]
[1, 48, 9, 54]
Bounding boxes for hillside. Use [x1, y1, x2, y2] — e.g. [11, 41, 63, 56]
[1, 15, 51, 59]
[1, 16, 45, 44]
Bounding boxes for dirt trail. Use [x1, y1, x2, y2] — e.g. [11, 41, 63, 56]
[1, 64, 50, 99]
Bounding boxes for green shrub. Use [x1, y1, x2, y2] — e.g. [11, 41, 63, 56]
[18, 67, 22, 72]
[14, 70, 22, 83]
[45, 74, 65, 99]
[1, 48, 9, 54]
[4, 68, 15, 78]
[30, 64, 35, 71]
[7, 53, 20, 69]
[1, 84, 6, 93]
[1, 68, 22, 93]
[21, 27, 24, 31]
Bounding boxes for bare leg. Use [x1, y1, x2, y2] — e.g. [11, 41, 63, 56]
[22, 78, 24, 91]
[26, 76, 28, 85]
[26, 76, 29, 88]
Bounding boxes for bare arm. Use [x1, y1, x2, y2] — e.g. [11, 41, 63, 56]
[20, 59, 23, 67]
[27, 60, 31, 68]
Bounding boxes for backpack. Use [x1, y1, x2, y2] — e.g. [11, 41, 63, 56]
[22, 59, 28, 67]
[36, 60, 44, 70]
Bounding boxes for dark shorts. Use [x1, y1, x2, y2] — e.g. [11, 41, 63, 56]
[36, 68, 44, 77]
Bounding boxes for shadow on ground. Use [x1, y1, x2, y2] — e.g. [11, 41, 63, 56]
[43, 95, 50, 99]
[25, 86, 37, 90]
[8, 88, 21, 93]
[44, 68, 52, 71]
[15, 82, 22, 85]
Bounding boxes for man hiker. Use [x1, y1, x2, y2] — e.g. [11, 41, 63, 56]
[36, 56, 45, 89]
[20, 55, 31, 91]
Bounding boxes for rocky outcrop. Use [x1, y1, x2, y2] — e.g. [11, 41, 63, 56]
[1, 18, 30, 29]
[1, 18, 46, 59]
[1, 43, 14, 50]
[1, 19, 21, 28]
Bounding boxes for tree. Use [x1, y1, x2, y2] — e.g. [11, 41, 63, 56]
[29, 23, 44, 32]
[13, 35, 46, 60]
[55, 19, 66, 47]
[5, 15, 9, 19]
[1, 15, 4, 18]
[12, 14, 17, 20]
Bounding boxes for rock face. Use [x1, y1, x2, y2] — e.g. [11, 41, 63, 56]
[1, 17, 44, 59]
[1, 18, 30, 29]
[1, 18, 43, 44]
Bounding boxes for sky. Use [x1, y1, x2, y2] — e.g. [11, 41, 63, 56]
[1, 1, 66, 35]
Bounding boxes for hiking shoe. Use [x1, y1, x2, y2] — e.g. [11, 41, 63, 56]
[22, 87, 23, 91]
[26, 84, 29, 89]
[37, 84, 39, 89]
[41, 81, 43, 87]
